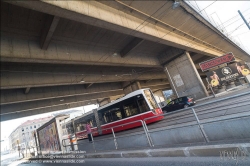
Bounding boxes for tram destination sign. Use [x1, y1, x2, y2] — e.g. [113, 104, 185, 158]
[199, 52, 235, 71]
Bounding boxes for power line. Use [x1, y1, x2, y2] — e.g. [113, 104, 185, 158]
[198, 1, 217, 13]
[185, 2, 249, 54]
[216, 8, 250, 27]
[232, 30, 250, 37]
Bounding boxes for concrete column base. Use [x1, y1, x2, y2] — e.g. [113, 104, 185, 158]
[164, 51, 208, 100]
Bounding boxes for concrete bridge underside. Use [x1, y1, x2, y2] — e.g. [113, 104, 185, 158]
[1, 1, 249, 121]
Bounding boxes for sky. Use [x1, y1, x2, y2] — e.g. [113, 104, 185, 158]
[186, 0, 250, 54]
[1, 0, 250, 151]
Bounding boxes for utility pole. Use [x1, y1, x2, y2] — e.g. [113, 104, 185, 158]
[238, 10, 250, 30]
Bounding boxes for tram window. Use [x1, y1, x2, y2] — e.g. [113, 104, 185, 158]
[87, 118, 97, 127]
[98, 112, 104, 124]
[144, 89, 158, 110]
[138, 98, 150, 113]
[110, 109, 122, 122]
[123, 99, 139, 117]
[76, 123, 81, 132]
[100, 103, 122, 123]
[103, 112, 111, 123]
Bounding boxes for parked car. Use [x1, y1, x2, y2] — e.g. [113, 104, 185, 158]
[162, 96, 196, 112]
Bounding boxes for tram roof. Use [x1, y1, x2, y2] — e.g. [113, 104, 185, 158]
[97, 88, 150, 111]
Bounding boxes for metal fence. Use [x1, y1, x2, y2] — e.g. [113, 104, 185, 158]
[61, 90, 250, 153]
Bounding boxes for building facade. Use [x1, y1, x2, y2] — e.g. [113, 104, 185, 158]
[8, 116, 53, 150]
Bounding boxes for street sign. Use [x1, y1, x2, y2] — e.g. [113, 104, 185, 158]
[199, 52, 235, 71]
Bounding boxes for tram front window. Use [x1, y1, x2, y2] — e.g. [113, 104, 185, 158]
[138, 98, 150, 113]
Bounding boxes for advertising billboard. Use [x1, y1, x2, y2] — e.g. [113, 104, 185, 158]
[206, 62, 250, 87]
[38, 122, 60, 152]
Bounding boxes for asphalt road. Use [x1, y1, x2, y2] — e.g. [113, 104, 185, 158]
[17, 157, 250, 166]
[1, 152, 22, 166]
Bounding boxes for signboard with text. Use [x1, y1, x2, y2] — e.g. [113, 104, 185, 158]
[206, 62, 250, 87]
[199, 52, 235, 71]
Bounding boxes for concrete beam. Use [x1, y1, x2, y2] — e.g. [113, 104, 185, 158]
[191, 54, 205, 63]
[0, 100, 97, 122]
[0, 84, 170, 121]
[140, 79, 169, 88]
[1, 83, 123, 105]
[0, 33, 161, 67]
[147, 84, 171, 91]
[1, 80, 171, 105]
[40, 15, 60, 50]
[97, 98, 111, 107]
[4, 0, 229, 59]
[0, 70, 166, 89]
[194, 56, 211, 64]
[120, 37, 144, 57]
[158, 47, 185, 66]
[85, 83, 94, 89]
[24, 87, 30, 94]
[0, 90, 124, 116]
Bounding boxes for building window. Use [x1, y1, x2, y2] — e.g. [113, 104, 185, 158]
[34, 125, 36, 128]
[26, 127, 28, 130]
[30, 126, 32, 129]
[22, 128, 24, 132]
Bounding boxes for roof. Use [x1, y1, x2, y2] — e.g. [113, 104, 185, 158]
[9, 116, 53, 137]
[19, 116, 53, 127]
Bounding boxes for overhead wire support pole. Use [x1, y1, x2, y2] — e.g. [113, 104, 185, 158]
[238, 10, 250, 30]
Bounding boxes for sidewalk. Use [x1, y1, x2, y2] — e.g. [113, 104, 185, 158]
[196, 83, 249, 103]
[28, 143, 250, 159]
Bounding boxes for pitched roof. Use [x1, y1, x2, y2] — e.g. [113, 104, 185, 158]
[19, 116, 53, 127]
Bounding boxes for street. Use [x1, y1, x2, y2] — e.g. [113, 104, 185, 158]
[1, 152, 22, 166]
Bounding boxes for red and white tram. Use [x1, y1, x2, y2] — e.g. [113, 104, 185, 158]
[64, 88, 163, 139]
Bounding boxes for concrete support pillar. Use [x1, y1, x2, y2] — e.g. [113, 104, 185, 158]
[98, 98, 111, 107]
[153, 90, 165, 103]
[93, 109, 102, 135]
[122, 81, 141, 95]
[164, 51, 208, 99]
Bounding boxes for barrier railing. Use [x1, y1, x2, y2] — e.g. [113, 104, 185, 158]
[60, 90, 250, 153]
[143, 93, 250, 146]
[61, 120, 152, 153]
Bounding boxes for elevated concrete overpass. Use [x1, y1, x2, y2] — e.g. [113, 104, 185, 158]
[1, 0, 249, 121]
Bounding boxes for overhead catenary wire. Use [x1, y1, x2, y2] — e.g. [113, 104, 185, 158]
[100, 1, 249, 63]
[119, 0, 247, 58]
[198, 1, 217, 13]
[184, 1, 250, 55]
[88, 1, 249, 63]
